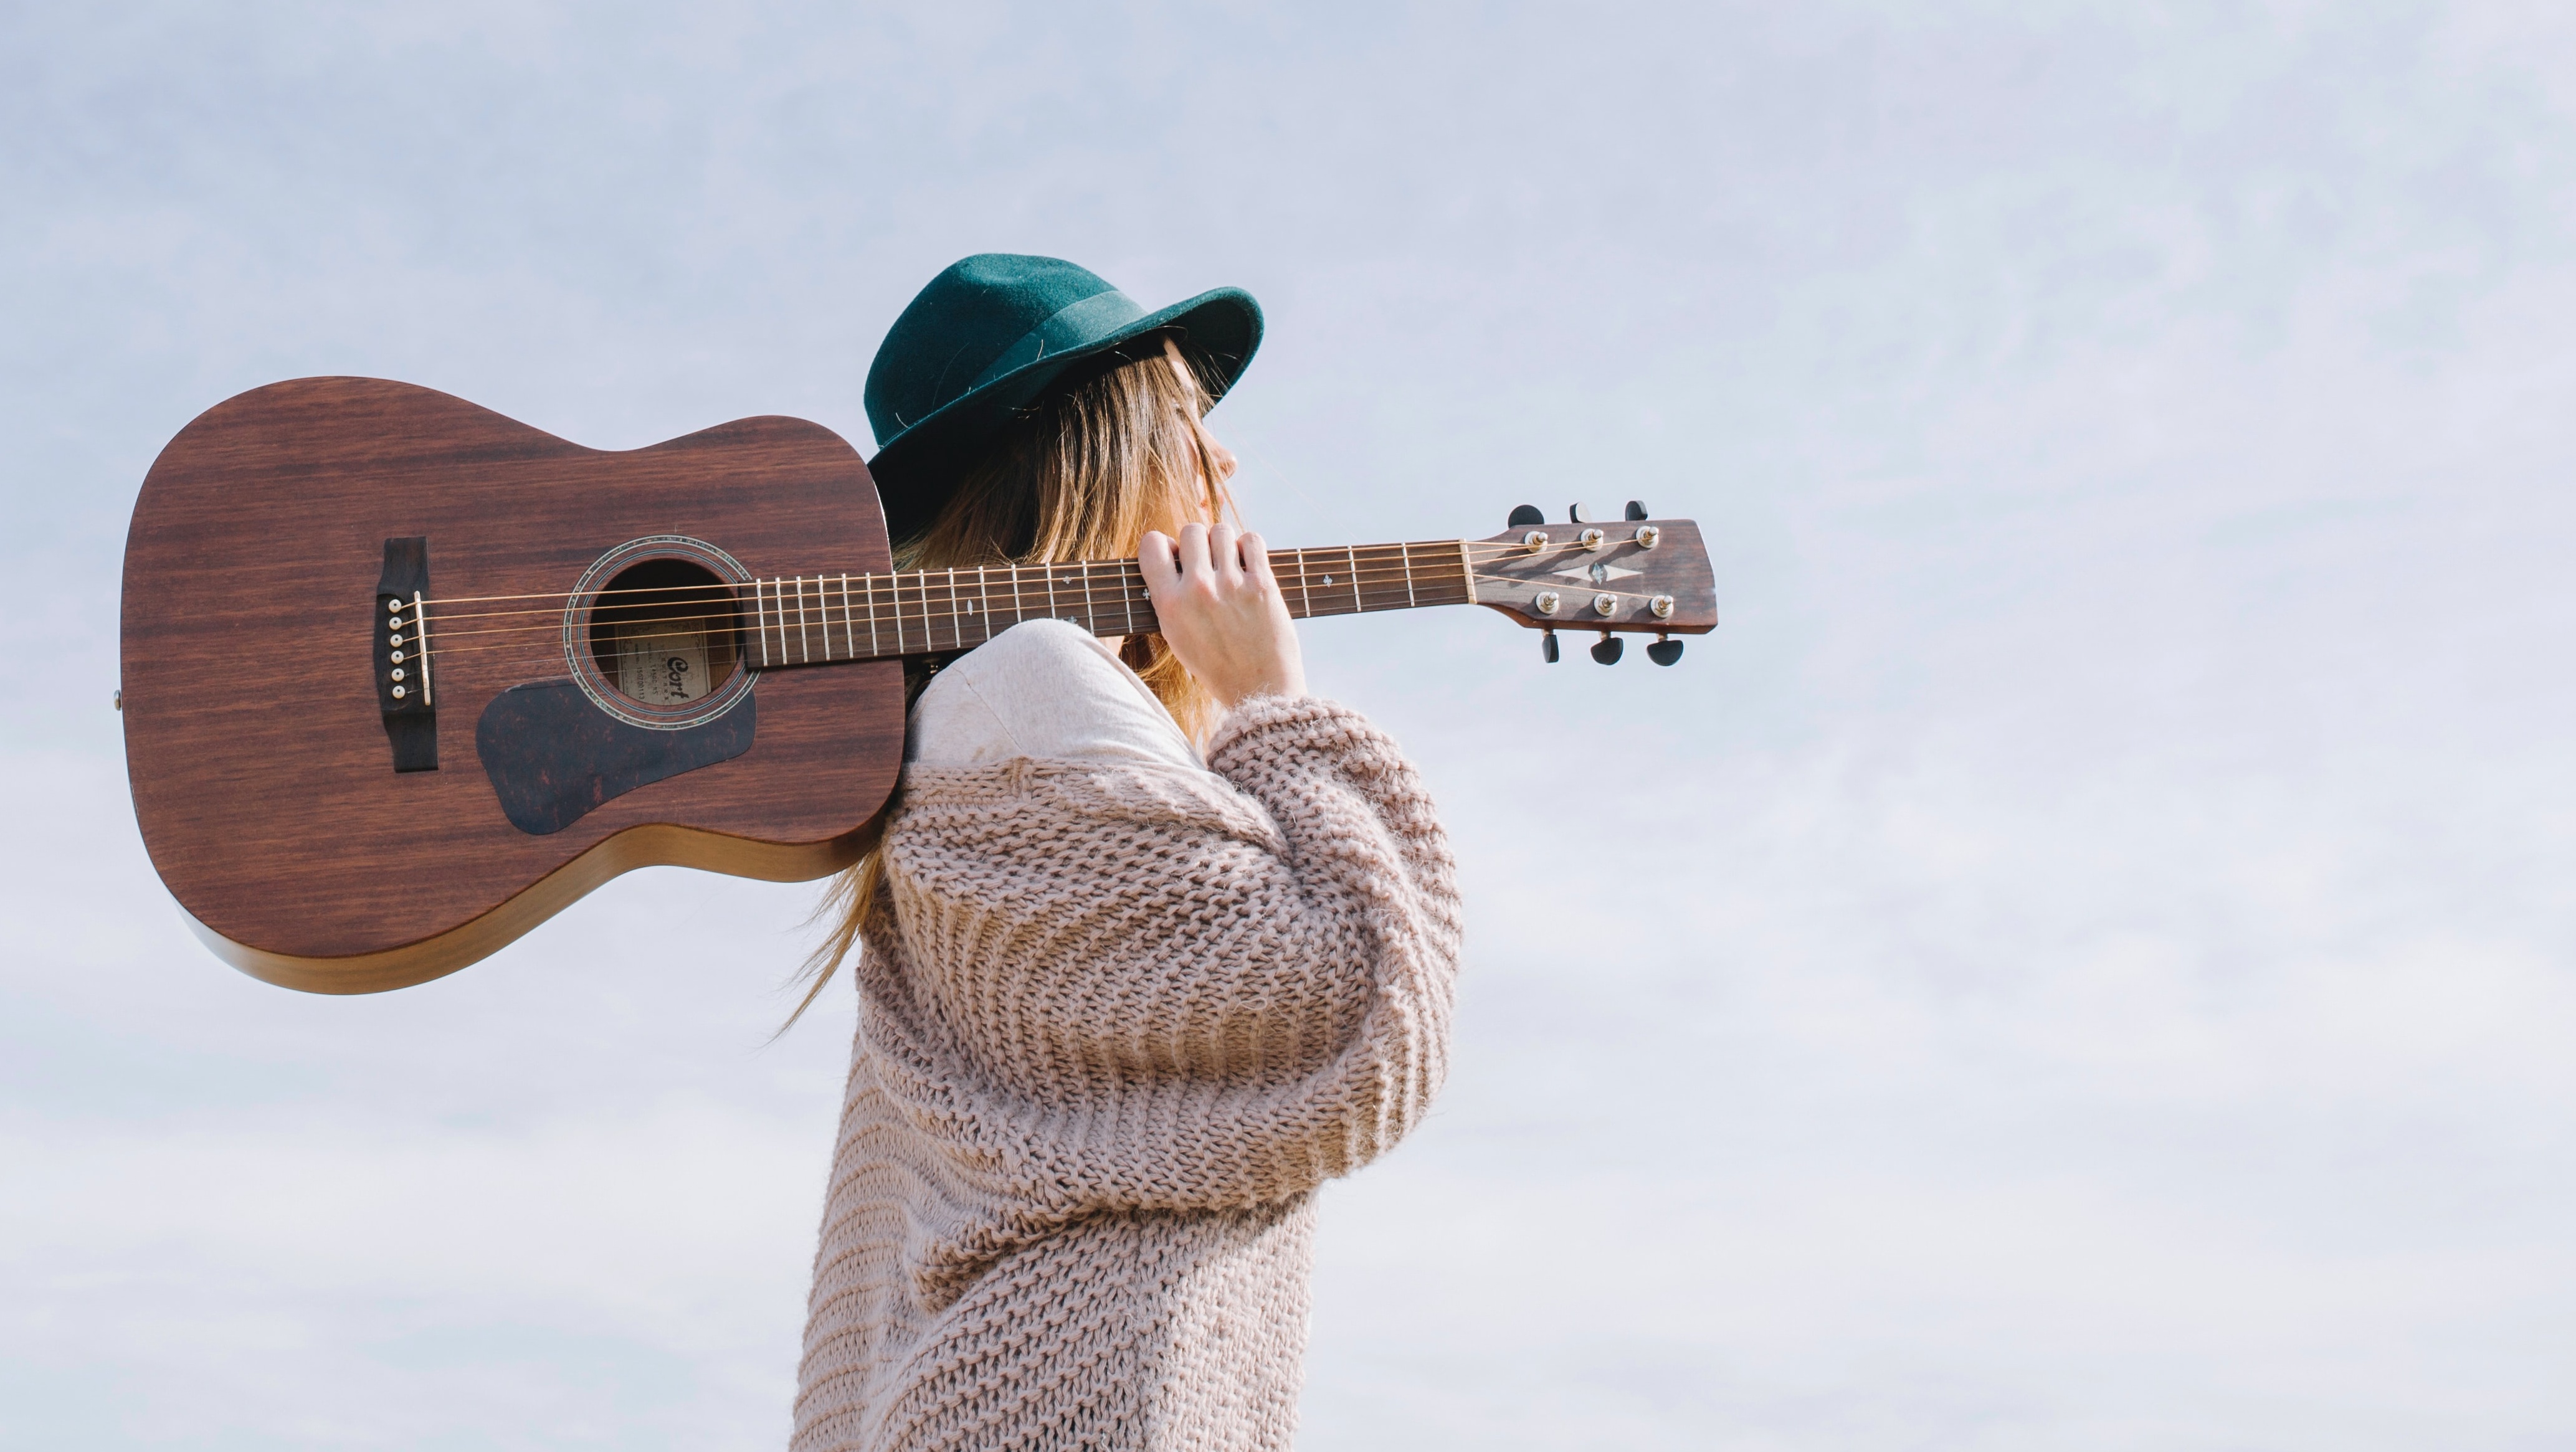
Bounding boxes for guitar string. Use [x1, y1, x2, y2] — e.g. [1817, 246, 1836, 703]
[402, 550, 1418, 609]
[407, 562, 1513, 652]
[411, 569, 1658, 678]
[411, 545, 1632, 635]
[414, 562, 1486, 642]
[399, 541, 1647, 673]
[408, 554, 1493, 637]
[402, 538, 1637, 612]
[409, 558, 1660, 648]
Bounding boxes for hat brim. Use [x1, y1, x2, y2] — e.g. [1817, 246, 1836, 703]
[865, 286, 1262, 543]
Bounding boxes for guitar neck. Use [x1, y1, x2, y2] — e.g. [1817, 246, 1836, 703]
[740, 539, 1477, 668]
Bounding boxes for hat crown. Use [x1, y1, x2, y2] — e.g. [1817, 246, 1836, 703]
[865, 254, 1126, 450]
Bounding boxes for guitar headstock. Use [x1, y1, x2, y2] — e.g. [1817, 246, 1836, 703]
[1470, 503, 1716, 663]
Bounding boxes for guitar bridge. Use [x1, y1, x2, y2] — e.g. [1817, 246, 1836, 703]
[375, 536, 437, 772]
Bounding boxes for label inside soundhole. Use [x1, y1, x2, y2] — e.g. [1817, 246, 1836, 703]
[611, 625, 711, 706]
[578, 548, 748, 727]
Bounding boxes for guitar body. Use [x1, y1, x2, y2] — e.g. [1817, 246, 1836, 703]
[120, 377, 903, 995]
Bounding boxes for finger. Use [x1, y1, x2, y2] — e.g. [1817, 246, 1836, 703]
[1176, 521, 1212, 580]
[1209, 523, 1243, 584]
[1139, 531, 1178, 591]
[1238, 530, 1273, 586]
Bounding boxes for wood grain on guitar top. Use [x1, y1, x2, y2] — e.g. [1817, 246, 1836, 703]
[120, 377, 903, 993]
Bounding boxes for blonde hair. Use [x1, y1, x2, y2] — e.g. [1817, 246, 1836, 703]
[783, 337, 1235, 1027]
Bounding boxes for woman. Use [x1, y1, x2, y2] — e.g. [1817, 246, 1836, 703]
[790, 255, 1461, 1451]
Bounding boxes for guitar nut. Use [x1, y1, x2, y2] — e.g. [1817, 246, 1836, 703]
[1635, 525, 1661, 549]
[1652, 594, 1675, 618]
[1593, 592, 1618, 615]
[1534, 590, 1561, 615]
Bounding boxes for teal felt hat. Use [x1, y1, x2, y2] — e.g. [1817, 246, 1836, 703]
[864, 253, 1263, 541]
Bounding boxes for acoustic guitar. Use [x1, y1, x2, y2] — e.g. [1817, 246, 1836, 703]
[118, 377, 1717, 994]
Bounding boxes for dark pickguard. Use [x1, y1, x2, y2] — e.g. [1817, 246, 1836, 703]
[475, 680, 756, 835]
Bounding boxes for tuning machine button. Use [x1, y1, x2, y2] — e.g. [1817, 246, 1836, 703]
[1508, 505, 1545, 527]
[1541, 629, 1561, 664]
[1568, 503, 1588, 523]
[1647, 635, 1684, 667]
[1590, 632, 1623, 665]
[1625, 500, 1648, 521]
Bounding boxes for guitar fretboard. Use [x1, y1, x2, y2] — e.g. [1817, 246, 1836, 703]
[742, 540, 1476, 667]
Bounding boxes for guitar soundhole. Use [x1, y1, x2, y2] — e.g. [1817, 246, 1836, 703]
[586, 558, 741, 709]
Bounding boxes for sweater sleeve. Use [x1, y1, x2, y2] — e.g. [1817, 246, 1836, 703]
[850, 695, 1460, 1299]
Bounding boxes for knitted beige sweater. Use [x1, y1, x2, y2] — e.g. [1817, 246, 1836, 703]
[792, 695, 1461, 1451]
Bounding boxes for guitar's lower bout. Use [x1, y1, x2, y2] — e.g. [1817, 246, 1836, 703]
[188, 817, 882, 995]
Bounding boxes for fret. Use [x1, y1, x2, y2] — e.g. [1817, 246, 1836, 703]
[838, 574, 852, 662]
[1399, 541, 1416, 609]
[1119, 561, 1137, 636]
[976, 565, 994, 645]
[945, 567, 962, 653]
[1043, 564, 1058, 621]
[772, 577, 791, 664]
[794, 576, 810, 663]
[888, 571, 905, 654]
[1295, 548, 1313, 619]
[749, 579, 767, 668]
[1347, 546, 1364, 614]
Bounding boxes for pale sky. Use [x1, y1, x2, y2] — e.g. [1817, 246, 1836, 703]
[6, 4, 2575, 1448]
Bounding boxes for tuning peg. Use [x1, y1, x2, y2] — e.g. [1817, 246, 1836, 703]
[1541, 629, 1560, 664]
[1647, 635, 1683, 666]
[1625, 500, 1648, 521]
[1508, 505, 1544, 527]
[1590, 633, 1623, 665]
[1567, 503, 1588, 523]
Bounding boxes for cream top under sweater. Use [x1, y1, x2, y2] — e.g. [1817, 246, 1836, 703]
[793, 620, 1461, 1452]
[905, 619, 1201, 773]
